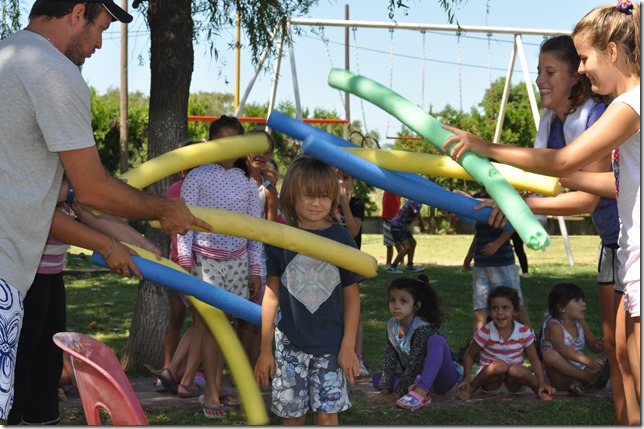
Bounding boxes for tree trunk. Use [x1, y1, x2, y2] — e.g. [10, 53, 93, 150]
[428, 206, 437, 234]
[120, 0, 194, 372]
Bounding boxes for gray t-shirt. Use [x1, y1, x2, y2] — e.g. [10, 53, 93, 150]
[0, 30, 94, 294]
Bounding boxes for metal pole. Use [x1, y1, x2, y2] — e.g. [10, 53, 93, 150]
[234, 10, 241, 112]
[287, 26, 303, 122]
[515, 35, 540, 129]
[558, 217, 575, 266]
[233, 23, 281, 117]
[493, 37, 516, 144]
[119, 0, 128, 174]
[266, 27, 286, 132]
[288, 18, 570, 36]
[344, 4, 350, 129]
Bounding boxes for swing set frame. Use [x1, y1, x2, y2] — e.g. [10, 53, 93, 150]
[232, 17, 576, 265]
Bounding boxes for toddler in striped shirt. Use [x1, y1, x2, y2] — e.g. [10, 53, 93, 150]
[456, 286, 555, 401]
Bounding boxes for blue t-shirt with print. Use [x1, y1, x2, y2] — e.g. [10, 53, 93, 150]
[265, 223, 364, 355]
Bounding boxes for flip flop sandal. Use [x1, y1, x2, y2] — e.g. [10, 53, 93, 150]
[395, 391, 431, 410]
[567, 381, 584, 396]
[177, 383, 203, 398]
[157, 368, 179, 395]
[202, 403, 227, 419]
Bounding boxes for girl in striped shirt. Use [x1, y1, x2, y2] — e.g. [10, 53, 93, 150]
[456, 286, 555, 401]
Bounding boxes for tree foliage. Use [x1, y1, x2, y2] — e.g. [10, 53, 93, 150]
[0, 0, 19, 38]
[91, 88, 149, 172]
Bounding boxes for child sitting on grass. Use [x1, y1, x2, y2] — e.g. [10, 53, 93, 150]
[457, 286, 555, 401]
[369, 274, 462, 410]
[539, 281, 608, 396]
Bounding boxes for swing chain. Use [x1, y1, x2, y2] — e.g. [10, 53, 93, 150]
[457, 33, 463, 112]
[420, 29, 426, 111]
[352, 26, 369, 137]
[385, 28, 395, 137]
[318, 25, 347, 112]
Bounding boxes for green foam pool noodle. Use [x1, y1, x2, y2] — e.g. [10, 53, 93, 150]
[328, 68, 549, 250]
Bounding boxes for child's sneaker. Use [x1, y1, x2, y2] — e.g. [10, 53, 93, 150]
[386, 266, 403, 273]
[406, 265, 424, 272]
[396, 391, 431, 410]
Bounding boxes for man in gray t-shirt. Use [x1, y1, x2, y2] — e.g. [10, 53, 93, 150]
[0, 0, 209, 423]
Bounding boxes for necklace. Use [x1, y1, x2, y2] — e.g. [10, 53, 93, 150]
[25, 27, 54, 46]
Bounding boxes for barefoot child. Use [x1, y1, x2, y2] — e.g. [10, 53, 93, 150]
[457, 286, 555, 401]
[254, 155, 363, 425]
[370, 274, 462, 410]
[540, 282, 607, 395]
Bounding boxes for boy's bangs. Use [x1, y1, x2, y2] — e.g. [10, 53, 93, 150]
[301, 167, 338, 198]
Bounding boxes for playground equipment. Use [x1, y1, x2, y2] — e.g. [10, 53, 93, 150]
[239, 17, 575, 263]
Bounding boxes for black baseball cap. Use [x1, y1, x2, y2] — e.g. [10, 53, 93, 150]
[60, 0, 133, 23]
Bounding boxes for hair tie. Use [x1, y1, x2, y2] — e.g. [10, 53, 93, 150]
[616, 0, 633, 13]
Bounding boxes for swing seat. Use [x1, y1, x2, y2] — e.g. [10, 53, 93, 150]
[52, 332, 148, 425]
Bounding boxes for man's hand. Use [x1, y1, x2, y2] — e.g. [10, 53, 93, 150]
[158, 198, 211, 236]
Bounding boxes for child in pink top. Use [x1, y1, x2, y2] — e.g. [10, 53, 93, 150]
[174, 116, 261, 418]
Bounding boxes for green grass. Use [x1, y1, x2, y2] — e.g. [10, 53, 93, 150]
[60, 234, 614, 425]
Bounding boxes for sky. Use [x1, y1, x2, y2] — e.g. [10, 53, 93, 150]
[75, 0, 607, 142]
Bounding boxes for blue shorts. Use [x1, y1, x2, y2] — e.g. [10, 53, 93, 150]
[271, 328, 351, 418]
[391, 225, 412, 244]
[472, 265, 523, 311]
[0, 279, 24, 420]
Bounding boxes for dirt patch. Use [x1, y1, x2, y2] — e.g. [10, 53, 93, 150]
[59, 373, 612, 415]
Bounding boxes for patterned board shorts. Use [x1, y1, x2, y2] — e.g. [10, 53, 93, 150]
[270, 328, 351, 418]
[0, 279, 24, 421]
